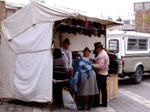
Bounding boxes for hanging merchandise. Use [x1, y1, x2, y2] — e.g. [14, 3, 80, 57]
[77, 27, 82, 35]
[65, 25, 72, 34]
[71, 18, 78, 26]
[58, 25, 66, 33]
[71, 26, 77, 35]
[85, 21, 90, 29]
[77, 19, 86, 27]
[87, 21, 94, 29]
[82, 28, 88, 36]
[97, 29, 102, 37]
[92, 29, 98, 36]
[87, 29, 92, 37]
[93, 22, 102, 30]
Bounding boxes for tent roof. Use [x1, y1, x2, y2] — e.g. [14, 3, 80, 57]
[2, 1, 122, 40]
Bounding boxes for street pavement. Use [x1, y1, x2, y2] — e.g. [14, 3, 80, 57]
[0, 74, 150, 112]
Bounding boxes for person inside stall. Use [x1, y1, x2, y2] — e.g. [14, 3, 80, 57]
[72, 50, 99, 110]
[92, 42, 110, 107]
[83, 47, 94, 63]
[72, 51, 81, 76]
[61, 38, 73, 79]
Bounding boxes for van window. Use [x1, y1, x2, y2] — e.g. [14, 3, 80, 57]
[139, 39, 147, 50]
[109, 39, 119, 53]
[128, 38, 148, 51]
[128, 39, 138, 50]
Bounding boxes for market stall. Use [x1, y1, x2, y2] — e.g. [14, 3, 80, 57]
[0, 1, 121, 109]
[53, 18, 120, 105]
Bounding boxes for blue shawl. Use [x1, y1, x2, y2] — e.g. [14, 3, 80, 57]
[72, 57, 94, 92]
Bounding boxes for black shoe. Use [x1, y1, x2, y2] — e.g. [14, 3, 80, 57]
[99, 104, 107, 107]
[87, 106, 92, 110]
[78, 107, 85, 110]
[92, 104, 101, 107]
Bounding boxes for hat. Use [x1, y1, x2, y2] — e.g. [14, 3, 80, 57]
[97, 29, 101, 37]
[77, 27, 82, 34]
[65, 25, 72, 34]
[83, 28, 88, 36]
[72, 51, 80, 59]
[71, 26, 77, 35]
[94, 42, 103, 48]
[93, 42, 103, 54]
[87, 29, 92, 37]
[71, 18, 78, 26]
[83, 47, 91, 53]
[92, 29, 98, 36]
[58, 25, 66, 33]
[63, 38, 71, 44]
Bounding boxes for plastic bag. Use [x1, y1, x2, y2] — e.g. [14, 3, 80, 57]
[62, 87, 77, 110]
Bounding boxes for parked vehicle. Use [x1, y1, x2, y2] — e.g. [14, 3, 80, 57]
[107, 31, 150, 84]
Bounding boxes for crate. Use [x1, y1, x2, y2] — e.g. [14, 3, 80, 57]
[100, 74, 118, 103]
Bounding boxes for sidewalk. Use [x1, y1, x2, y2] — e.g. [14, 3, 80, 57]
[0, 100, 115, 112]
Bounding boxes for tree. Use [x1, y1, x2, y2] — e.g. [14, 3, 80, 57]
[142, 15, 150, 23]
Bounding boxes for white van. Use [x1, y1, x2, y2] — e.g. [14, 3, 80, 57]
[107, 31, 150, 84]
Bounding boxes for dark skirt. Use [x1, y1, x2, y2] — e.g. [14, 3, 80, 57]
[78, 71, 99, 96]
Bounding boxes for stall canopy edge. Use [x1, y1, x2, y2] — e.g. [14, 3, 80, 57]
[1, 1, 122, 41]
[1, 1, 77, 41]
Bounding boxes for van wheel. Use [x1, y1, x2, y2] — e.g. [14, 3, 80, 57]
[132, 66, 143, 84]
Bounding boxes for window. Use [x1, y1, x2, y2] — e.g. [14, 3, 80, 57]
[128, 39, 138, 50]
[134, 3, 143, 11]
[128, 38, 148, 51]
[109, 39, 119, 53]
[144, 2, 150, 10]
[139, 39, 147, 50]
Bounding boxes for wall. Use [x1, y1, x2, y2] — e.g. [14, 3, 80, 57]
[54, 31, 106, 58]
[0, 1, 7, 22]
[134, 2, 150, 33]
[0, 1, 22, 22]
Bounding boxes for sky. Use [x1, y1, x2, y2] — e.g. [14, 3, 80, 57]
[5, 0, 149, 20]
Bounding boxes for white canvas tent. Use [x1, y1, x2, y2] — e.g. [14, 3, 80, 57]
[0, 1, 121, 103]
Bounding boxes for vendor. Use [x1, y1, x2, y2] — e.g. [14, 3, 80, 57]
[61, 38, 73, 79]
[92, 42, 110, 107]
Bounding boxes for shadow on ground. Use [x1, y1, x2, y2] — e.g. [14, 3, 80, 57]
[118, 73, 150, 86]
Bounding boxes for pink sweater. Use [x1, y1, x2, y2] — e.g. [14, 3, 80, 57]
[92, 50, 110, 75]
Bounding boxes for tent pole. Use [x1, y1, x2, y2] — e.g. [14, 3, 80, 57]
[48, 102, 52, 112]
[59, 31, 62, 47]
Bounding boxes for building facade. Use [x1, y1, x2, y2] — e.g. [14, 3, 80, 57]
[134, 2, 150, 33]
[0, 0, 22, 22]
[0, 1, 6, 22]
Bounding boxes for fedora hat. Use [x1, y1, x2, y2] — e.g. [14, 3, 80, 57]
[63, 38, 71, 44]
[93, 42, 103, 54]
[72, 51, 80, 59]
[94, 42, 103, 48]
